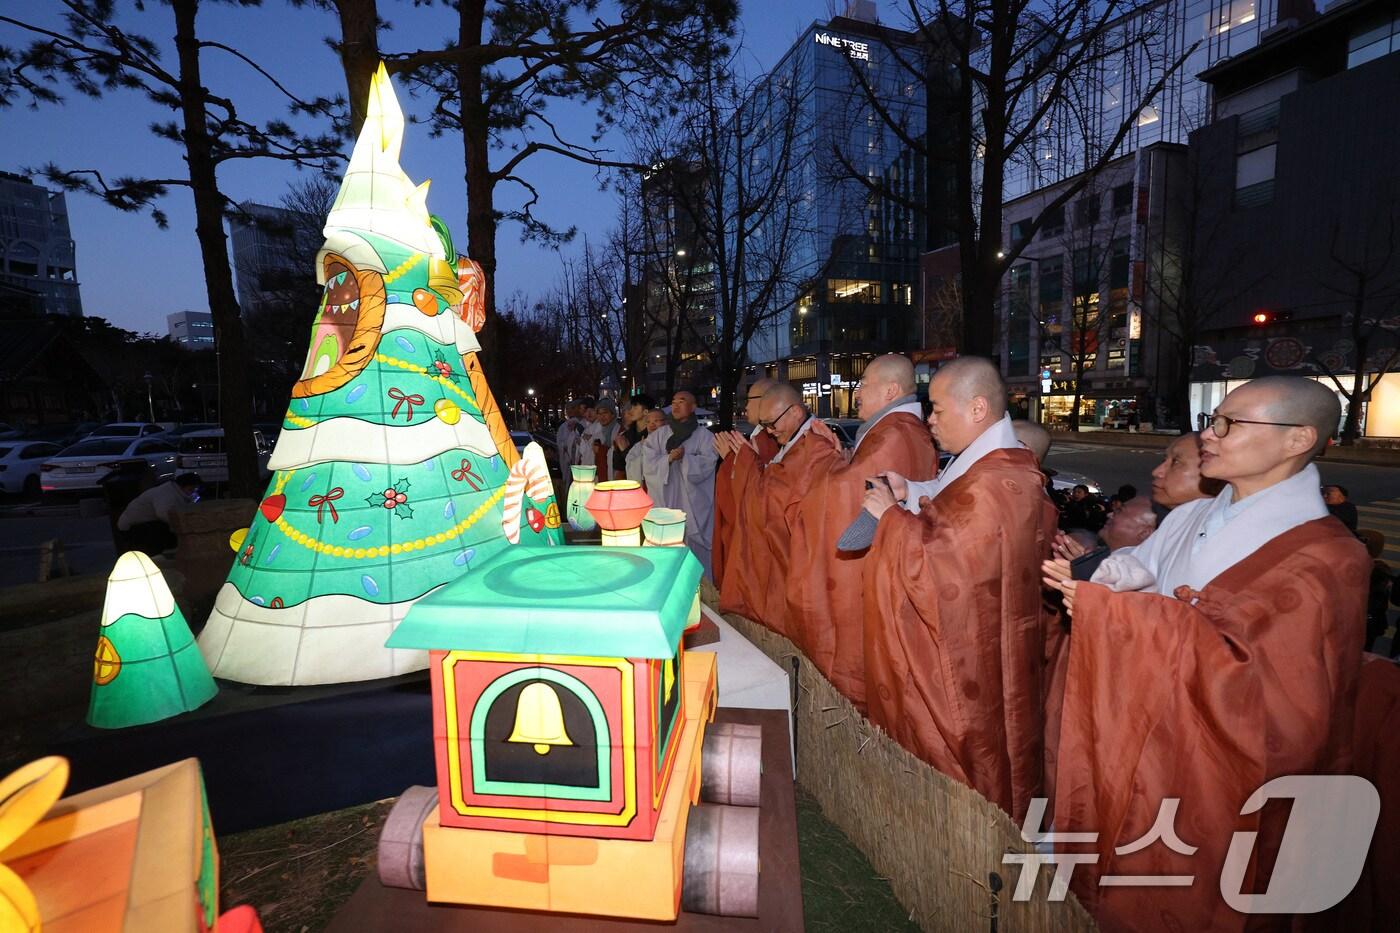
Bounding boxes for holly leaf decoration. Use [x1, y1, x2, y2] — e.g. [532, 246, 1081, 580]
[394, 500, 415, 520]
[393, 477, 412, 494]
[363, 492, 382, 509]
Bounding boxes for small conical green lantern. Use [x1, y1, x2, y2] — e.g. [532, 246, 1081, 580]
[87, 552, 218, 729]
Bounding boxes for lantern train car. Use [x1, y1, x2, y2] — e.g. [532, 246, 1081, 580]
[377, 544, 764, 921]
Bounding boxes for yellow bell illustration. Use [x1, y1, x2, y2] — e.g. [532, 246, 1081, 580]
[507, 682, 573, 755]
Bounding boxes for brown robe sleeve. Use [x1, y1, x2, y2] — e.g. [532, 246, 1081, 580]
[1318, 653, 1400, 931]
[713, 432, 778, 586]
[784, 412, 935, 711]
[1054, 519, 1366, 932]
[718, 431, 839, 637]
[863, 449, 1052, 820]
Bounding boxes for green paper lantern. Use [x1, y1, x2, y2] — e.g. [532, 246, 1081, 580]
[88, 552, 217, 730]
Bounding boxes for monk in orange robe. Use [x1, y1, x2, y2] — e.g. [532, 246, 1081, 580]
[784, 355, 935, 710]
[861, 357, 1055, 820]
[712, 378, 779, 586]
[717, 383, 841, 637]
[1043, 377, 1367, 932]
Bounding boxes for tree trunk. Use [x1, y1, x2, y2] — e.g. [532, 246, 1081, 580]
[173, 0, 260, 499]
[1341, 351, 1367, 445]
[334, 0, 382, 136]
[458, 1, 497, 318]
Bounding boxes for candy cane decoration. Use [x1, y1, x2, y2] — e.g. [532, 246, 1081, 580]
[500, 443, 554, 544]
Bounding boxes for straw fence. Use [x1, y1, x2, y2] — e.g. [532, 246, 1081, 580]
[712, 599, 1096, 933]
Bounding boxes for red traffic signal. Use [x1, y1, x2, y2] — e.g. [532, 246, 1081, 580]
[1252, 311, 1271, 324]
[1251, 310, 1292, 325]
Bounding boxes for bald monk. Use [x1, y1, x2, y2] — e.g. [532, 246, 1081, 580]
[718, 384, 841, 637]
[1013, 419, 1052, 463]
[861, 357, 1055, 819]
[712, 379, 780, 585]
[785, 355, 935, 709]
[1151, 431, 1225, 508]
[1042, 377, 1367, 932]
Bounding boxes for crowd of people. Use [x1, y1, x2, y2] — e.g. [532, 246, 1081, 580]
[546, 359, 1395, 928]
[552, 390, 719, 575]
[700, 357, 1393, 932]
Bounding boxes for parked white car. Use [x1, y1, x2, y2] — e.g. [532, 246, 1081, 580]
[0, 441, 63, 496]
[40, 436, 179, 494]
[175, 429, 271, 483]
[84, 422, 168, 440]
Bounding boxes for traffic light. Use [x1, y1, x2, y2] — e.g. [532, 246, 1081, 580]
[1251, 310, 1293, 325]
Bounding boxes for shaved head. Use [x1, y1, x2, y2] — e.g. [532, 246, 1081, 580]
[760, 382, 807, 445]
[741, 377, 778, 425]
[864, 354, 916, 395]
[1202, 376, 1340, 497]
[748, 377, 777, 396]
[1012, 420, 1052, 464]
[926, 357, 1007, 455]
[937, 357, 1007, 414]
[856, 354, 916, 419]
[1248, 376, 1340, 457]
[761, 383, 801, 411]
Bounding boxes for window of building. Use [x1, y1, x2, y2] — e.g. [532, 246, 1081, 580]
[1112, 183, 1133, 217]
[1347, 13, 1400, 69]
[1009, 218, 1031, 245]
[1110, 238, 1130, 290]
[826, 279, 882, 303]
[1040, 204, 1066, 238]
[1074, 195, 1101, 226]
[1234, 144, 1276, 208]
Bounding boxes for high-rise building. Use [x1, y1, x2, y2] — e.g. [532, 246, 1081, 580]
[167, 309, 215, 348]
[0, 171, 83, 317]
[991, 0, 1293, 427]
[741, 3, 931, 416]
[1185, 0, 1400, 437]
[227, 200, 319, 315]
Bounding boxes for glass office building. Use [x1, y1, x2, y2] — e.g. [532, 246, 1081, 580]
[745, 9, 929, 415]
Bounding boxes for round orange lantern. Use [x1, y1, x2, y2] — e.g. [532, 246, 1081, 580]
[585, 481, 654, 547]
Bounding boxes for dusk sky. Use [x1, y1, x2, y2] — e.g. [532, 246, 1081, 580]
[0, 0, 844, 335]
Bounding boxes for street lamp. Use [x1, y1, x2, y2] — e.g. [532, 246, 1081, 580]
[675, 249, 687, 257]
[143, 371, 155, 423]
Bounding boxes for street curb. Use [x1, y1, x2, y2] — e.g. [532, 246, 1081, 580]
[1049, 432, 1400, 467]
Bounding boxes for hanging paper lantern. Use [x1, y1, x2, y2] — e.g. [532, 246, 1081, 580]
[586, 481, 653, 547]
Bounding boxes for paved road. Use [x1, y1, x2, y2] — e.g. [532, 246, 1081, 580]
[0, 505, 116, 588]
[1046, 442, 1399, 506]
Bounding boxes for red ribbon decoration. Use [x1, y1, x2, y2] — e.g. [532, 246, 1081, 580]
[451, 458, 482, 491]
[309, 487, 344, 524]
[388, 387, 425, 420]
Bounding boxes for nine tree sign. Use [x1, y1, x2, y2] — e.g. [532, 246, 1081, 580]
[814, 33, 871, 61]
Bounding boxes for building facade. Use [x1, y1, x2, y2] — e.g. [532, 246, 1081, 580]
[1186, 0, 1400, 437]
[0, 171, 83, 317]
[227, 200, 318, 316]
[166, 310, 215, 348]
[743, 3, 930, 416]
[986, 0, 1300, 428]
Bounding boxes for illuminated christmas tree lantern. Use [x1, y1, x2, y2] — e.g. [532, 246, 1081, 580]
[382, 545, 724, 919]
[197, 64, 562, 686]
[88, 552, 217, 730]
[585, 481, 653, 547]
[641, 507, 687, 547]
[0, 756, 260, 932]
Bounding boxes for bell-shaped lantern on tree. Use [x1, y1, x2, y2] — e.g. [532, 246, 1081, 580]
[586, 481, 654, 547]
